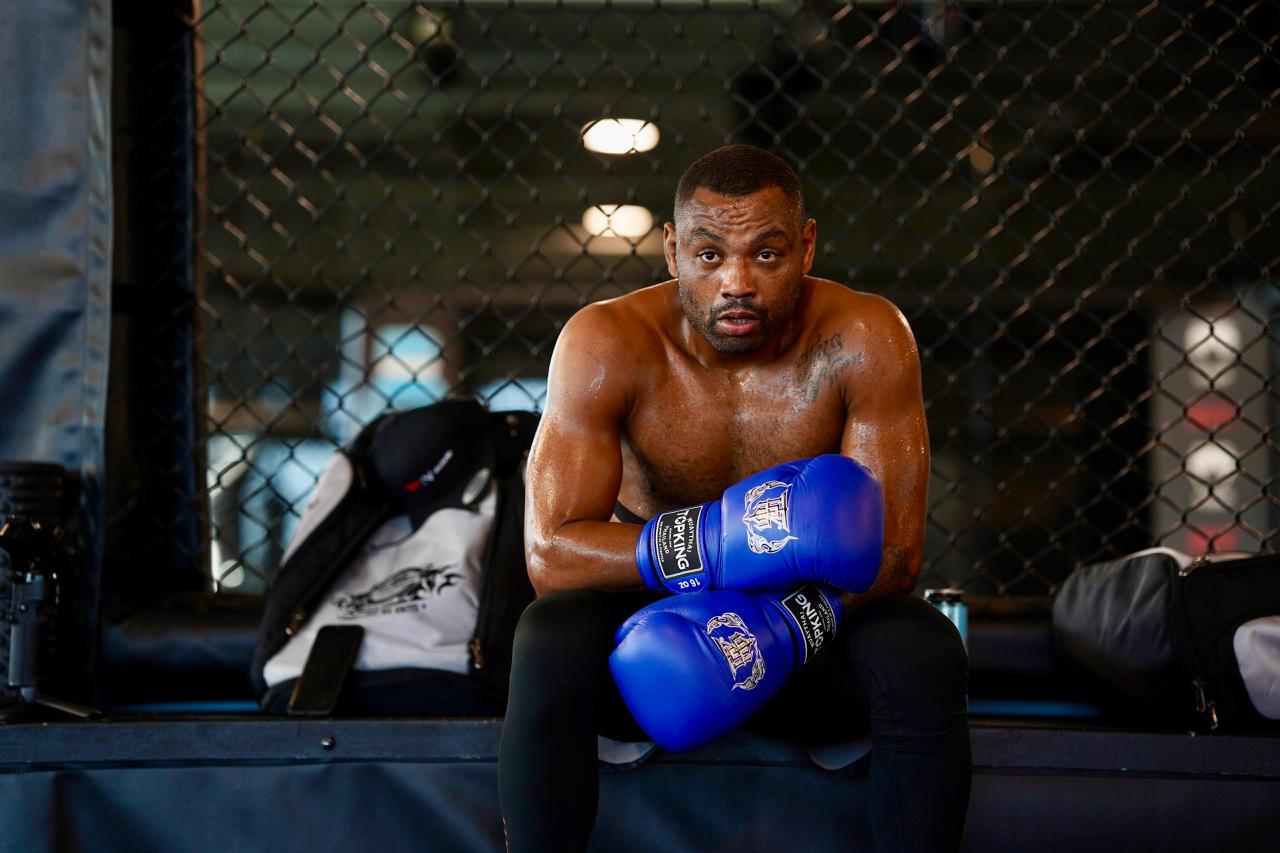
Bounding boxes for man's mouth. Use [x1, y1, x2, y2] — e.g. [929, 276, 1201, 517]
[713, 310, 762, 336]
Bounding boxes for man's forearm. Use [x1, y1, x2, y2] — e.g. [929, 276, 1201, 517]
[525, 519, 648, 596]
[530, 521, 918, 604]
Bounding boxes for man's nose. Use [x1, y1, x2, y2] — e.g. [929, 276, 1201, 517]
[718, 258, 755, 298]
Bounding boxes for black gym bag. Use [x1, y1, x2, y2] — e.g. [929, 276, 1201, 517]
[1053, 547, 1280, 732]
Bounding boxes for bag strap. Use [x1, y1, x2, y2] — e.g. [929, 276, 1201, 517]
[468, 410, 539, 697]
[489, 409, 539, 476]
[250, 416, 393, 693]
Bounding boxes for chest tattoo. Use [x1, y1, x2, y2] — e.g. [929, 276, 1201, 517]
[795, 332, 864, 403]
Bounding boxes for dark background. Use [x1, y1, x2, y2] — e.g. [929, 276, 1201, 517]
[108, 0, 1279, 600]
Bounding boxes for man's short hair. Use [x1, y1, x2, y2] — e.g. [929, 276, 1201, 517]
[674, 144, 804, 221]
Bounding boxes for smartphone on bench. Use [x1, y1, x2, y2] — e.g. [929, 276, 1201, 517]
[287, 624, 364, 716]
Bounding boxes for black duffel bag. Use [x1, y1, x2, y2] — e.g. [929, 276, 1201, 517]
[1053, 547, 1280, 732]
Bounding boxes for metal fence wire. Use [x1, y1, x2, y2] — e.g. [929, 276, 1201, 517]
[113, 1, 1278, 596]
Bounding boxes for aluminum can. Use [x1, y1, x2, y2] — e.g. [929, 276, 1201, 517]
[923, 588, 968, 647]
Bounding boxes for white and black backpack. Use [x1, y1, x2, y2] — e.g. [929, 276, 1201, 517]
[250, 399, 538, 715]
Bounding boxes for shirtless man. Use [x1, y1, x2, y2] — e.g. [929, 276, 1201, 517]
[498, 145, 970, 852]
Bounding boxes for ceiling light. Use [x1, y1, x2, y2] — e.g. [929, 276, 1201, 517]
[1183, 315, 1242, 389]
[582, 205, 654, 239]
[581, 119, 660, 155]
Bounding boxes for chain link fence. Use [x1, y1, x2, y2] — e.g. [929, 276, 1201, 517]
[111, 0, 1278, 597]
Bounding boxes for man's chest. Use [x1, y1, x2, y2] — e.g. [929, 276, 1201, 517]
[619, 366, 847, 509]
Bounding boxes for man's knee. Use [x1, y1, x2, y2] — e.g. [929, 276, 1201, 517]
[515, 590, 595, 649]
[507, 591, 616, 725]
[841, 595, 969, 711]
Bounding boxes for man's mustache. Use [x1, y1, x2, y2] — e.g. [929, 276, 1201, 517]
[711, 298, 766, 320]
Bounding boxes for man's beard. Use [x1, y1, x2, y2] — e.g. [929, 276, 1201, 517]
[678, 286, 795, 355]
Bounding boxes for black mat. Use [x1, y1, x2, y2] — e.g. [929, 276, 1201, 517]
[2, 718, 1279, 852]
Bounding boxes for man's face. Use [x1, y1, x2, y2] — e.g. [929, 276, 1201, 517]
[664, 186, 816, 355]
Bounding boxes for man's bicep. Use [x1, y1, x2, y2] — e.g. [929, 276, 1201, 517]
[840, 403, 929, 522]
[526, 410, 624, 532]
[525, 312, 629, 539]
[839, 311, 929, 583]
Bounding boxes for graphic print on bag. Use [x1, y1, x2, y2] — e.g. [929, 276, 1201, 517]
[334, 564, 463, 619]
[741, 479, 799, 555]
[262, 489, 497, 687]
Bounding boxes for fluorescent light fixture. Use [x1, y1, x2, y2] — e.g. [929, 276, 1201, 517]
[581, 119, 660, 155]
[1186, 440, 1240, 506]
[1183, 316, 1242, 389]
[410, 9, 446, 43]
[582, 204, 654, 239]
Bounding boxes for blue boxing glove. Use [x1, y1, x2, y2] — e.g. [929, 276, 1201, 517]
[609, 584, 843, 752]
[635, 455, 883, 595]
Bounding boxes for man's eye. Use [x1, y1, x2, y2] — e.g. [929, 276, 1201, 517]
[697, 250, 718, 262]
[758, 250, 777, 261]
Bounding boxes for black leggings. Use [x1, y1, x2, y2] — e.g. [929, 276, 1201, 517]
[498, 589, 971, 853]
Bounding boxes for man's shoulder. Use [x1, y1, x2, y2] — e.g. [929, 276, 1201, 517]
[551, 283, 672, 378]
[807, 278, 910, 336]
[803, 280, 920, 387]
[576, 281, 671, 319]
[559, 282, 671, 346]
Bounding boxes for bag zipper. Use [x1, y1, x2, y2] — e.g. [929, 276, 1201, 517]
[1173, 554, 1219, 730]
[471, 476, 507, 675]
[1178, 555, 1210, 577]
[469, 424, 531, 680]
[469, 411, 527, 679]
[1192, 678, 1220, 730]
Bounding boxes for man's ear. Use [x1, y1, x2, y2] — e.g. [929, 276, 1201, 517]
[663, 221, 679, 279]
[800, 218, 817, 275]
